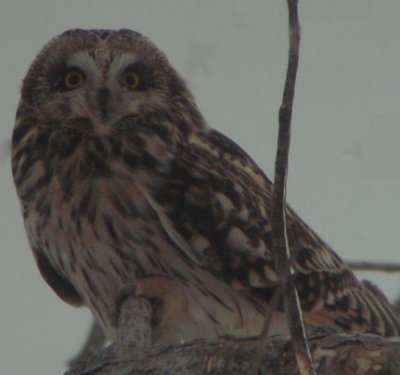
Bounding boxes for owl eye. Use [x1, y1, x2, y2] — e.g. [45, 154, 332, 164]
[121, 71, 140, 90]
[64, 69, 85, 90]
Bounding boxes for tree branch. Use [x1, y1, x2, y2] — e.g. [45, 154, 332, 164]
[269, 1, 315, 374]
[68, 320, 106, 368]
[348, 261, 400, 273]
[67, 326, 400, 375]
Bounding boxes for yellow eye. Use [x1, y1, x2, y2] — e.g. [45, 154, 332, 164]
[64, 70, 85, 90]
[122, 71, 140, 89]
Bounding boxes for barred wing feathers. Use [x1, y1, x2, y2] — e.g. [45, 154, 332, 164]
[151, 128, 400, 337]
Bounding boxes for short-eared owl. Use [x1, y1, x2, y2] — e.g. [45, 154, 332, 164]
[12, 29, 400, 344]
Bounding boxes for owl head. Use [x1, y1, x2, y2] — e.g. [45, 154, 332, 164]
[19, 29, 204, 138]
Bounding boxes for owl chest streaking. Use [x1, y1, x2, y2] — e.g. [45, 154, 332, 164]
[12, 29, 400, 345]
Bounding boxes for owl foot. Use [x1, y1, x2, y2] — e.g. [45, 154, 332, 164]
[116, 276, 195, 346]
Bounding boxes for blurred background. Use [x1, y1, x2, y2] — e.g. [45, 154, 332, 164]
[1, 1, 399, 374]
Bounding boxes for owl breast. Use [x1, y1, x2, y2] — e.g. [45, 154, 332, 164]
[16, 125, 267, 342]
[22, 154, 150, 335]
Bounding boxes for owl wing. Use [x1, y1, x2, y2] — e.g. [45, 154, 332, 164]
[34, 250, 83, 306]
[150, 128, 400, 336]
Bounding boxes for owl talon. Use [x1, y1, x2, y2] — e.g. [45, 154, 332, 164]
[133, 276, 190, 328]
[115, 284, 139, 320]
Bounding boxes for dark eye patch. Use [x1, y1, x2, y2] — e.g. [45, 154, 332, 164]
[122, 62, 155, 91]
[51, 65, 85, 92]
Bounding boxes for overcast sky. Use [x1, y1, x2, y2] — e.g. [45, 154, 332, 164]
[1, 1, 400, 374]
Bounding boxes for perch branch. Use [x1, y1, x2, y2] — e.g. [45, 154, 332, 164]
[67, 328, 400, 375]
[68, 320, 106, 368]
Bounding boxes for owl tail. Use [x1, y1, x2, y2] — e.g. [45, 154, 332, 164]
[360, 280, 400, 337]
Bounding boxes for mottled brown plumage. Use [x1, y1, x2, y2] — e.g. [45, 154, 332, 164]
[12, 29, 400, 344]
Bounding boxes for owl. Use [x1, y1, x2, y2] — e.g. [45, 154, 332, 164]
[12, 29, 400, 345]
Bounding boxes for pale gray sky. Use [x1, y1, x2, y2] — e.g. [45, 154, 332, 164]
[1, 1, 400, 374]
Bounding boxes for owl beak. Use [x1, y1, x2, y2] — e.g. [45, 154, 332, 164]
[97, 87, 111, 121]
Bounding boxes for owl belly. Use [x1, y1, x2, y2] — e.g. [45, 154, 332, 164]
[23, 175, 155, 338]
[25, 175, 268, 343]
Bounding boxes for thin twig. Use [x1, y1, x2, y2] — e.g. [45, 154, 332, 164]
[347, 261, 400, 273]
[270, 1, 316, 375]
[394, 296, 400, 315]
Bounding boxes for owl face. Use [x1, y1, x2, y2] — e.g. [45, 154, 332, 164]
[21, 29, 195, 137]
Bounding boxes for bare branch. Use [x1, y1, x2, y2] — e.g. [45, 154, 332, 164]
[394, 296, 400, 315]
[66, 329, 400, 375]
[67, 296, 152, 374]
[68, 320, 107, 368]
[348, 261, 400, 273]
[67, 299, 400, 375]
[270, 1, 315, 374]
